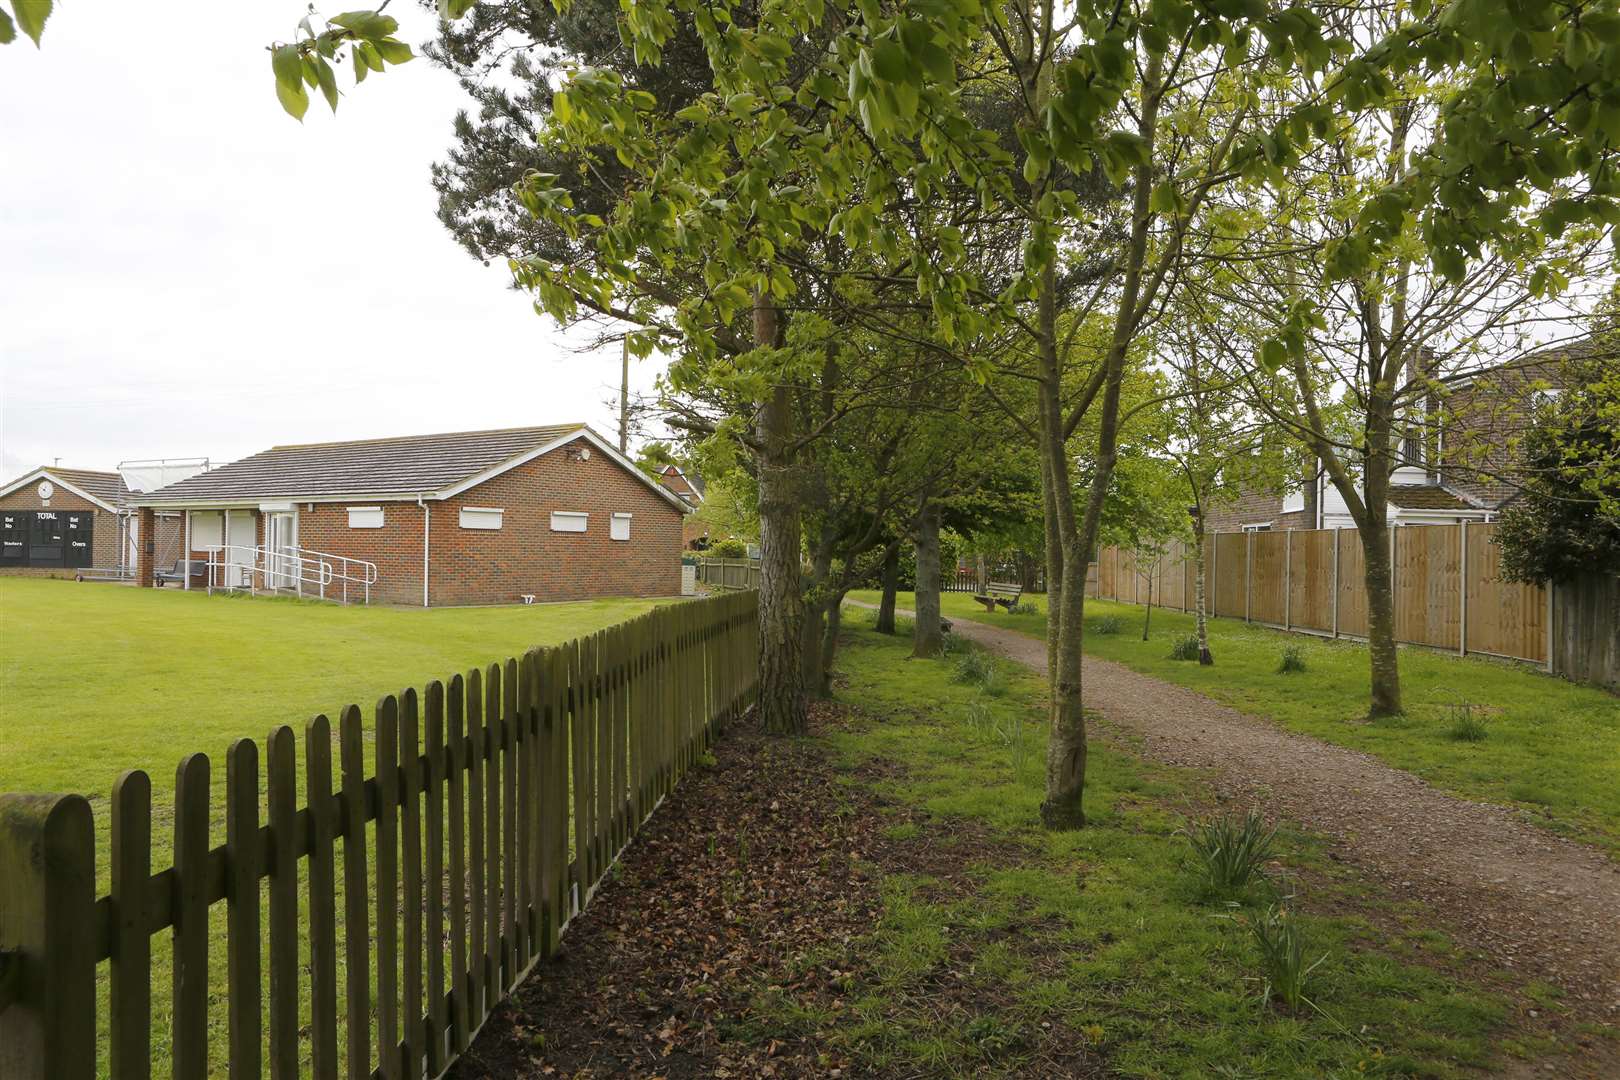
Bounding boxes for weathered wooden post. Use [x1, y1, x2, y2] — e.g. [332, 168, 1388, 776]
[0, 793, 97, 1080]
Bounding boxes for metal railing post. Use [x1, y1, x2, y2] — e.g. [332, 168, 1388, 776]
[0, 793, 97, 1080]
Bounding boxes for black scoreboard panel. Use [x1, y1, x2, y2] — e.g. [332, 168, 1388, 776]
[2, 510, 93, 568]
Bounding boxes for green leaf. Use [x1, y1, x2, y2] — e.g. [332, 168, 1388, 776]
[316, 55, 340, 112]
[272, 44, 310, 120]
[1258, 338, 1288, 372]
[330, 10, 398, 39]
[374, 38, 413, 65]
[13, 0, 48, 45]
[0, 9, 14, 44]
[352, 44, 369, 83]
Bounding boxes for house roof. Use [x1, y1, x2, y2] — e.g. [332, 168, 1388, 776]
[0, 466, 131, 512]
[128, 424, 691, 512]
[1387, 484, 1473, 511]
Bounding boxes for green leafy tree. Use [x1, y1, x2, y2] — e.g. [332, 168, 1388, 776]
[1496, 357, 1620, 583]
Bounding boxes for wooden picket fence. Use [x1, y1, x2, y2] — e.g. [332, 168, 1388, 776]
[0, 591, 758, 1080]
[1090, 523, 1554, 666]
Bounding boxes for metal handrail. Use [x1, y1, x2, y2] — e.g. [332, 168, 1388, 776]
[204, 544, 377, 604]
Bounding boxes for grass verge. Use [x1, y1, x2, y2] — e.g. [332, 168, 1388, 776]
[847, 589, 1620, 855]
[776, 617, 1547, 1077]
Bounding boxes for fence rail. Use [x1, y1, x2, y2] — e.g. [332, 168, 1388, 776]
[1090, 524, 1618, 688]
[0, 591, 759, 1080]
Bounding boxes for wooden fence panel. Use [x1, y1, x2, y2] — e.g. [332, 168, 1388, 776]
[1287, 530, 1335, 633]
[1334, 531, 1368, 638]
[1467, 522, 1547, 662]
[1395, 525, 1461, 649]
[1553, 573, 1620, 689]
[1212, 533, 1247, 618]
[1250, 532, 1287, 625]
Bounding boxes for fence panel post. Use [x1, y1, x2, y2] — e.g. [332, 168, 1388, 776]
[1458, 520, 1468, 656]
[0, 793, 97, 1080]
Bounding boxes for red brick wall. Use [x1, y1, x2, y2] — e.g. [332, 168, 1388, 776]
[289, 437, 684, 606]
[1203, 491, 1285, 533]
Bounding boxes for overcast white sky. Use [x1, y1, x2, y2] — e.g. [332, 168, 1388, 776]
[0, 3, 661, 482]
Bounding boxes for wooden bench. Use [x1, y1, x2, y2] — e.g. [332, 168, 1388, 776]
[973, 582, 1022, 613]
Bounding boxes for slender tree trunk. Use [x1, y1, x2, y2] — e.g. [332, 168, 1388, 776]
[753, 296, 806, 734]
[1141, 570, 1153, 640]
[912, 501, 944, 657]
[1360, 516, 1404, 717]
[819, 589, 846, 697]
[802, 549, 832, 699]
[876, 545, 900, 634]
[1192, 527, 1213, 664]
[1018, 552, 1039, 592]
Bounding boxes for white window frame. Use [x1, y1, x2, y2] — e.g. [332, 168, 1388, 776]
[347, 506, 385, 529]
[610, 512, 632, 541]
[1241, 522, 1273, 532]
[460, 507, 505, 531]
[550, 510, 588, 533]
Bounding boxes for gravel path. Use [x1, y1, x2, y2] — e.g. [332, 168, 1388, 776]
[848, 601, 1620, 1072]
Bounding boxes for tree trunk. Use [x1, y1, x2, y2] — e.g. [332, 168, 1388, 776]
[1141, 571, 1153, 640]
[753, 296, 807, 735]
[875, 546, 899, 634]
[1192, 527, 1213, 664]
[1018, 551, 1039, 592]
[802, 550, 832, 699]
[1360, 517, 1404, 717]
[911, 501, 944, 657]
[819, 589, 846, 697]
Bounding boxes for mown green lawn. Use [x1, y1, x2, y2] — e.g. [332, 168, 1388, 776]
[0, 576, 669, 1078]
[0, 576, 664, 801]
[847, 589, 1620, 856]
[770, 615, 1558, 1077]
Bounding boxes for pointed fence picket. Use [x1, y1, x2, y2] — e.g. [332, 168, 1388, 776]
[0, 591, 759, 1080]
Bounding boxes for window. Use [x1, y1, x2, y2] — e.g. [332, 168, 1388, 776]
[550, 511, 587, 533]
[460, 507, 504, 531]
[190, 510, 224, 549]
[1281, 486, 1305, 513]
[610, 512, 632, 541]
[348, 506, 384, 529]
[1241, 522, 1272, 532]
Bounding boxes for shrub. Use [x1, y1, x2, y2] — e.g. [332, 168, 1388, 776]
[1005, 600, 1041, 617]
[1092, 615, 1123, 635]
[1446, 702, 1488, 742]
[1183, 810, 1276, 895]
[1169, 633, 1201, 660]
[708, 538, 748, 558]
[1276, 644, 1307, 674]
[952, 649, 994, 685]
[1244, 903, 1326, 1011]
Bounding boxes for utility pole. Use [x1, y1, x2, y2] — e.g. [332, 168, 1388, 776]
[619, 335, 630, 453]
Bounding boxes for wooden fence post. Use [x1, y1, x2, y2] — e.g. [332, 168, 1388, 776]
[1283, 531, 1292, 631]
[1244, 531, 1253, 624]
[0, 793, 97, 1080]
[1331, 528, 1340, 639]
[1458, 520, 1468, 656]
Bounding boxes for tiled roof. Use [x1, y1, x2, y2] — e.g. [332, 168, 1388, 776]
[1388, 484, 1472, 511]
[0, 467, 130, 509]
[135, 424, 586, 503]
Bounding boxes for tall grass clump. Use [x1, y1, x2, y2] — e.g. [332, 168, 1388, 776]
[952, 648, 995, 685]
[1092, 614, 1123, 635]
[1006, 600, 1041, 617]
[1446, 702, 1489, 742]
[1169, 632, 1201, 661]
[1276, 644, 1307, 674]
[1243, 902, 1326, 1011]
[1183, 810, 1276, 896]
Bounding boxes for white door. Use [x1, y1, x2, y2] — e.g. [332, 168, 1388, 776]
[227, 511, 257, 586]
[268, 512, 298, 589]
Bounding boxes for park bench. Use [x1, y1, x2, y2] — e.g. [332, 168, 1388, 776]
[154, 558, 207, 587]
[973, 582, 1022, 613]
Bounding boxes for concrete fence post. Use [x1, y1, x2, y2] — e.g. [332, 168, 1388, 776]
[0, 794, 97, 1080]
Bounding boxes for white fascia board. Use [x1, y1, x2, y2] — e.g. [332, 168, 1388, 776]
[128, 492, 434, 510]
[436, 426, 694, 513]
[0, 468, 120, 513]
